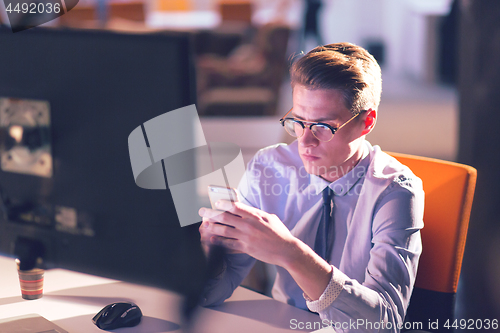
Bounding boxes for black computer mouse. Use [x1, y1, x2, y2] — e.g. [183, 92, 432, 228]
[92, 302, 143, 330]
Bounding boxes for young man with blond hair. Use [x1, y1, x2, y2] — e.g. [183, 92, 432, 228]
[199, 43, 424, 332]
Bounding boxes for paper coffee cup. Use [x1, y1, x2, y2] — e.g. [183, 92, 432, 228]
[16, 259, 44, 300]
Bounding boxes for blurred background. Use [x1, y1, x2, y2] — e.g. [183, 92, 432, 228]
[0, 0, 460, 158]
[1, 0, 499, 329]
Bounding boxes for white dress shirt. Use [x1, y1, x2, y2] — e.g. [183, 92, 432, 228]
[202, 140, 424, 333]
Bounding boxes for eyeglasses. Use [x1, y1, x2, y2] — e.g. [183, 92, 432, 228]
[279, 109, 364, 142]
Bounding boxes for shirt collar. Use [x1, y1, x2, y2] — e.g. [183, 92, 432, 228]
[310, 143, 371, 196]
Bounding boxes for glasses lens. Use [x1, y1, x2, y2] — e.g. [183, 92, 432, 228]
[283, 119, 303, 137]
[311, 124, 333, 142]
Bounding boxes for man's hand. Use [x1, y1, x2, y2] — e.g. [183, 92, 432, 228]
[198, 200, 333, 300]
[198, 200, 297, 266]
[198, 205, 241, 256]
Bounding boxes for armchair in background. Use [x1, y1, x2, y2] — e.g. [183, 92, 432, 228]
[58, 2, 146, 27]
[196, 22, 291, 116]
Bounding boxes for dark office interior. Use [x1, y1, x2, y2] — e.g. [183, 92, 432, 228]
[0, 0, 499, 332]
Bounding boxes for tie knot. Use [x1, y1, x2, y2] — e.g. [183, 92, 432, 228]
[323, 187, 333, 206]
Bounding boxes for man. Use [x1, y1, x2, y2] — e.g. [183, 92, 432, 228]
[198, 43, 424, 332]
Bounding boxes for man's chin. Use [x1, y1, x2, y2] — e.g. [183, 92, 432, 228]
[302, 161, 326, 177]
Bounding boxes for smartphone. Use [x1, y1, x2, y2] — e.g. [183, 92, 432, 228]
[208, 185, 239, 210]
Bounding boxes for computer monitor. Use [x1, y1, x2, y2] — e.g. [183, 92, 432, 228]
[0, 26, 206, 298]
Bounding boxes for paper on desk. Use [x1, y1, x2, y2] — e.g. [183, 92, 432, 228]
[0, 297, 102, 322]
[0, 313, 68, 333]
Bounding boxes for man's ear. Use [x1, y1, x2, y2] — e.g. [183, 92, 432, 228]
[361, 109, 377, 136]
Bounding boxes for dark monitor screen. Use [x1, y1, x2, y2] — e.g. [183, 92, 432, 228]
[0, 26, 206, 297]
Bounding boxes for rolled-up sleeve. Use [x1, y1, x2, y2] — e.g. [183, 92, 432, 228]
[308, 183, 424, 333]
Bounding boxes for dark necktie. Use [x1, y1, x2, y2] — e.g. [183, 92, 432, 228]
[314, 186, 334, 261]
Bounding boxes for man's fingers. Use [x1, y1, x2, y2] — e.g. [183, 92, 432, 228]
[199, 201, 263, 223]
[209, 222, 238, 239]
[199, 207, 241, 226]
[211, 236, 242, 252]
[215, 200, 265, 221]
[200, 220, 239, 240]
[199, 207, 224, 219]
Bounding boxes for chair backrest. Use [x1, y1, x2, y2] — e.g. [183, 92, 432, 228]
[387, 152, 476, 329]
[252, 23, 290, 91]
[387, 152, 476, 293]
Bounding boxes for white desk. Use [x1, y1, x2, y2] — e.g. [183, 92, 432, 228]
[0, 256, 322, 332]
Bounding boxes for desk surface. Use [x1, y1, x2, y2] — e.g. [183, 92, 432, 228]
[0, 256, 322, 332]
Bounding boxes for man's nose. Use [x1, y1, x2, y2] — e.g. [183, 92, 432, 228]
[299, 127, 319, 147]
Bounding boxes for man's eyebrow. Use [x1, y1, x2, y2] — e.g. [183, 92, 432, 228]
[291, 112, 339, 122]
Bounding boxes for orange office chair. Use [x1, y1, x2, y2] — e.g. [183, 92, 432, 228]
[387, 152, 477, 331]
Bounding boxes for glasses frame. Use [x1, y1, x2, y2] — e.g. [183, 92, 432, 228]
[279, 108, 365, 142]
